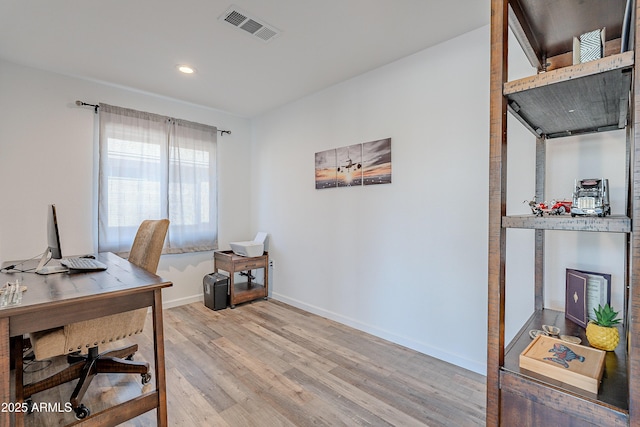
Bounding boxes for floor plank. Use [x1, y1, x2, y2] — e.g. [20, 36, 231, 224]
[18, 300, 486, 426]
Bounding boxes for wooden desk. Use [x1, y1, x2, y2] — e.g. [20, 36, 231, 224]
[0, 252, 172, 426]
[213, 251, 268, 308]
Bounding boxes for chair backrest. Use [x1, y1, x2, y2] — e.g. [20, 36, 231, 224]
[128, 219, 170, 274]
[30, 219, 170, 359]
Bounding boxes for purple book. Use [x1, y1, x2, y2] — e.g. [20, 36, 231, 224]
[565, 269, 610, 329]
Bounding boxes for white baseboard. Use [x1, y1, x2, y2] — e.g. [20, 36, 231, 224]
[163, 294, 203, 309]
[271, 292, 486, 376]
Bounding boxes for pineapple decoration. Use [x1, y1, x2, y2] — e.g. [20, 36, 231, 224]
[586, 304, 621, 351]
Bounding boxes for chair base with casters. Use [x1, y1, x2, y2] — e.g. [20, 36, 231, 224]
[14, 307, 153, 419]
[15, 336, 151, 419]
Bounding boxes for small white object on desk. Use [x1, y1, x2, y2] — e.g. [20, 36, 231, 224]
[1, 280, 26, 307]
[229, 232, 269, 257]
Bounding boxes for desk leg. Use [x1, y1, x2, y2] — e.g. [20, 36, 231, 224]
[0, 318, 9, 427]
[264, 255, 269, 300]
[12, 336, 24, 427]
[152, 290, 168, 427]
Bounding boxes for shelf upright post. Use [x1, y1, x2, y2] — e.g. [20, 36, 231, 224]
[629, 1, 640, 424]
[487, 0, 509, 425]
[534, 137, 545, 310]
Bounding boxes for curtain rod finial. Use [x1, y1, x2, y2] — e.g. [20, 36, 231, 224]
[76, 100, 99, 113]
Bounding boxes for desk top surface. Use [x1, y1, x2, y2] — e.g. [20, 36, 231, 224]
[0, 252, 172, 317]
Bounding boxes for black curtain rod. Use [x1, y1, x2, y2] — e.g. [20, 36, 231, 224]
[76, 100, 99, 114]
[75, 100, 232, 135]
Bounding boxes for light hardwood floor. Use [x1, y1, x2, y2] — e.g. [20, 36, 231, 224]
[20, 300, 486, 426]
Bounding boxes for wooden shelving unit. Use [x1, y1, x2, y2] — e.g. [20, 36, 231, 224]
[487, 0, 638, 425]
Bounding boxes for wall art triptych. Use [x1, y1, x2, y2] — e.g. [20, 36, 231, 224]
[315, 138, 391, 189]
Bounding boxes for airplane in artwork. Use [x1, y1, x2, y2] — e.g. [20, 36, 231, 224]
[337, 158, 361, 173]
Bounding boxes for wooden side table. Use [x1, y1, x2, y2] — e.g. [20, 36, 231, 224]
[213, 250, 269, 308]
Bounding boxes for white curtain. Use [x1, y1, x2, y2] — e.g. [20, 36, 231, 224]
[98, 104, 217, 255]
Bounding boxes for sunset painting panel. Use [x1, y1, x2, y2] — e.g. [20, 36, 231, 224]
[336, 144, 363, 187]
[363, 138, 391, 185]
[315, 149, 337, 189]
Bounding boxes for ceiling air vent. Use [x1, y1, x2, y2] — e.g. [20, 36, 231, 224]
[219, 6, 281, 43]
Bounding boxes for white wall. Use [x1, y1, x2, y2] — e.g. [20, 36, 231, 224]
[251, 24, 627, 375]
[0, 59, 253, 307]
[251, 26, 497, 373]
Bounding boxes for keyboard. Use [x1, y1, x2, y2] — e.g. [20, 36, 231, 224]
[60, 257, 108, 271]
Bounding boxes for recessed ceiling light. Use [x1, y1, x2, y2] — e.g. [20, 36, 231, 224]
[177, 65, 195, 74]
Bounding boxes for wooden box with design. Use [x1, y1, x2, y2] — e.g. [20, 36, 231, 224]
[519, 334, 606, 394]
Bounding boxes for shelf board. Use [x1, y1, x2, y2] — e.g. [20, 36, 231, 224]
[232, 282, 266, 305]
[504, 51, 633, 139]
[502, 214, 631, 233]
[503, 309, 628, 412]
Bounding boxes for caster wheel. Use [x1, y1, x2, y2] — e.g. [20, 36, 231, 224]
[142, 372, 152, 385]
[74, 404, 90, 420]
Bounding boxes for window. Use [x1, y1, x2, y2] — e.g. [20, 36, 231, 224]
[98, 104, 217, 254]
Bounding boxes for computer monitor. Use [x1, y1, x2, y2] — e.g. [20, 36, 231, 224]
[47, 204, 62, 259]
[35, 204, 67, 274]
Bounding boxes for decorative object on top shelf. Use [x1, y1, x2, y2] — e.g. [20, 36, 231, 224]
[566, 269, 611, 328]
[570, 178, 610, 217]
[586, 304, 621, 351]
[573, 28, 605, 64]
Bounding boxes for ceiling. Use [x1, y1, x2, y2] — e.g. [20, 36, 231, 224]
[0, 0, 489, 117]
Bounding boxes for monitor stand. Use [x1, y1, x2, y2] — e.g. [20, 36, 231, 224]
[35, 248, 69, 275]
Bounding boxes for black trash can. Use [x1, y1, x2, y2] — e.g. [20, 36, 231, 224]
[203, 272, 229, 311]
